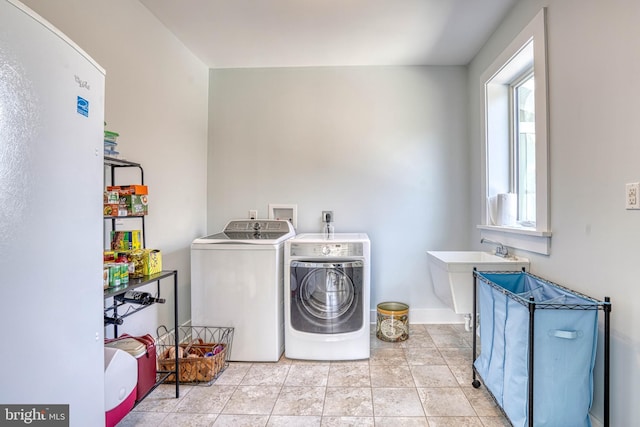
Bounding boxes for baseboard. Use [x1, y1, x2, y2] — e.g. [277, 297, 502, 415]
[369, 308, 464, 324]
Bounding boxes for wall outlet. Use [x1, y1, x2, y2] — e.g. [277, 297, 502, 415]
[249, 209, 258, 219]
[322, 211, 333, 223]
[626, 183, 640, 209]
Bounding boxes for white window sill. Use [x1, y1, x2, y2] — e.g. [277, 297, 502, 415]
[478, 225, 551, 255]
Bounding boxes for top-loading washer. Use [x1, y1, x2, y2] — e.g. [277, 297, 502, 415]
[284, 233, 370, 360]
[191, 219, 295, 362]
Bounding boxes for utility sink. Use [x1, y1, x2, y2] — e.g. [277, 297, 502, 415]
[426, 251, 530, 319]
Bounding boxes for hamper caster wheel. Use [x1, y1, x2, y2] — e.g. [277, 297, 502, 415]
[472, 380, 481, 389]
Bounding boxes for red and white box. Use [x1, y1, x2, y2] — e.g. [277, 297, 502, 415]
[104, 347, 137, 427]
[105, 334, 157, 402]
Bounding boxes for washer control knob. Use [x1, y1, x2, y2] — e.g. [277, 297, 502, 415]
[253, 222, 260, 230]
[321, 245, 331, 255]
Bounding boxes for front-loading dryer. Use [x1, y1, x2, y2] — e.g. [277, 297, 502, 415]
[284, 233, 370, 360]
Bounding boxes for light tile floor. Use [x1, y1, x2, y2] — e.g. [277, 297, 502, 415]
[118, 324, 510, 426]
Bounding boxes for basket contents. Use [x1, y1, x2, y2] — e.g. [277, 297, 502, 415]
[157, 326, 233, 386]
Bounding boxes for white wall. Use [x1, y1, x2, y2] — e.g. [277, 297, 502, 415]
[208, 66, 469, 322]
[468, 0, 640, 425]
[22, 0, 210, 335]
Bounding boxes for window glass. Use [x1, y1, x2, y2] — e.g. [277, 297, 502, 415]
[514, 74, 535, 225]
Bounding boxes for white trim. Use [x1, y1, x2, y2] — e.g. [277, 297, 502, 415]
[478, 225, 550, 255]
[533, 8, 550, 233]
[478, 224, 551, 237]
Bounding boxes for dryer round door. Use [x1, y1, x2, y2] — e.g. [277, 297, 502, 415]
[290, 260, 364, 334]
[300, 267, 355, 320]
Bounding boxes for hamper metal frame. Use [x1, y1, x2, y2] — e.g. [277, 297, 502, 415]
[471, 268, 611, 427]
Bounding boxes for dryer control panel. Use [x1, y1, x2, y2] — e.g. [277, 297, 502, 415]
[290, 242, 363, 257]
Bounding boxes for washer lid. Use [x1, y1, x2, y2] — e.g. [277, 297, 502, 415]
[192, 220, 295, 245]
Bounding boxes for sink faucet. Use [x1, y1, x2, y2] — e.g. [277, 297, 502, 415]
[481, 238, 509, 258]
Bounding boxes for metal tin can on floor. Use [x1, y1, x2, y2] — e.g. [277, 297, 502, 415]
[376, 302, 409, 342]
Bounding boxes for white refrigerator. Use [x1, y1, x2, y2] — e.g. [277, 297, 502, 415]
[0, 0, 106, 424]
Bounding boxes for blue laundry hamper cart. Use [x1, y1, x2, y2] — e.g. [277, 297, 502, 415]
[471, 270, 611, 427]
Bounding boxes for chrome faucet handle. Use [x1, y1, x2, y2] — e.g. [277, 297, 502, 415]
[495, 245, 509, 257]
[481, 238, 508, 256]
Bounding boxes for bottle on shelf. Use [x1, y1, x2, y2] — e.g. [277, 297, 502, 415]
[104, 315, 124, 325]
[114, 290, 165, 305]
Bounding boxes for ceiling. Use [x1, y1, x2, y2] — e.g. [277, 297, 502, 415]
[139, 0, 518, 69]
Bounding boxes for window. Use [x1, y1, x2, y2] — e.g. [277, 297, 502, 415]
[479, 9, 551, 255]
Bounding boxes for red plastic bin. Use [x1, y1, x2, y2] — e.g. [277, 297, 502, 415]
[105, 334, 157, 402]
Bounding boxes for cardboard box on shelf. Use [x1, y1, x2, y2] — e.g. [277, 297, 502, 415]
[104, 191, 120, 203]
[142, 249, 162, 276]
[110, 230, 142, 251]
[119, 195, 148, 216]
[107, 185, 148, 196]
[103, 203, 119, 217]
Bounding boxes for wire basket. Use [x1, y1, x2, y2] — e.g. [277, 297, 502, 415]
[157, 325, 233, 386]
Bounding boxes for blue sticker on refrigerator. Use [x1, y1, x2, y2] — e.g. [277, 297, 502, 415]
[77, 96, 89, 117]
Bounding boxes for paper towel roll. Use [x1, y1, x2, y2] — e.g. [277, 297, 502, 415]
[496, 193, 517, 226]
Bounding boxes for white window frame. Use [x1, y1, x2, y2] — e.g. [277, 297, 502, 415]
[478, 8, 551, 255]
